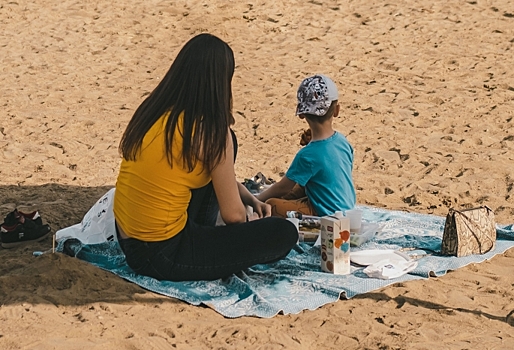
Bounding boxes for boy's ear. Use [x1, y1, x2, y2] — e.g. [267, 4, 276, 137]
[298, 114, 306, 119]
[333, 103, 340, 118]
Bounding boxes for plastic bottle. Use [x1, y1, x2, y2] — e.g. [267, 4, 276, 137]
[286, 211, 320, 221]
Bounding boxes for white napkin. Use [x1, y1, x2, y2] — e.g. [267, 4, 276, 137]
[363, 258, 418, 280]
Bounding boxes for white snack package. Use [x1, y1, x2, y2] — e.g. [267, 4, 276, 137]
[363, 258, 418, 280]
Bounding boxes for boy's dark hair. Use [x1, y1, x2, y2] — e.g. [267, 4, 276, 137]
[303, 100, 338, 124]
[119, 33, 235, 173]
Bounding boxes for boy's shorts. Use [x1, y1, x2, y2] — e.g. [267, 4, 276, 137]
[265, 196, 317, 218]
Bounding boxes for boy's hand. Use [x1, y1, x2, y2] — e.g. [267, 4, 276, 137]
[300, 128, 312, 146]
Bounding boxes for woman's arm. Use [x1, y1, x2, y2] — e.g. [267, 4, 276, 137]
[211, 130, 248, 224]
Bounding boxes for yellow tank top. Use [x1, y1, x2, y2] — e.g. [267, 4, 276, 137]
[113, 112, 210, 241]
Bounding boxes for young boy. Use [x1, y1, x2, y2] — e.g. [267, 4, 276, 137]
[256, 74, 356, 217]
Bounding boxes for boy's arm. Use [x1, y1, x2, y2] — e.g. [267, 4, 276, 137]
[256, 176, 296, 202]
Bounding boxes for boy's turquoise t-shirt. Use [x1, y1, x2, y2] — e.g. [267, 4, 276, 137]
[285, 131, 356, 216]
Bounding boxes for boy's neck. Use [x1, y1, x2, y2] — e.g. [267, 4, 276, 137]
[306, 119, 335, 141]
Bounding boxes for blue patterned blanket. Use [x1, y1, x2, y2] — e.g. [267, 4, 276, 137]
[57, 206, 514, 318]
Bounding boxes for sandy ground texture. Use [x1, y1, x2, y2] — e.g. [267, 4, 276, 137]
[1, 0, 514, 349]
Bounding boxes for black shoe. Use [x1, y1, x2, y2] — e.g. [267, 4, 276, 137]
[1, 217, 51, 249]
[2, 209, 43, 227]
[254, 172, 276, 185]
[243, 172, 276, 194]
[243, 178, 264, 194]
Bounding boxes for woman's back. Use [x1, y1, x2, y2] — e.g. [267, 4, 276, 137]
[114, 112, 210, 242]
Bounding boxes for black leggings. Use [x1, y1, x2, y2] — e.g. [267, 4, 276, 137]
[117, 216, 298, 281]
[117, 130, 298, 281]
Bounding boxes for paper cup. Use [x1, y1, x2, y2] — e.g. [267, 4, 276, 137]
[345, 209, 362, 234]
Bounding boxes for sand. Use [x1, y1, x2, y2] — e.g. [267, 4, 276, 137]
[1, 0, 514, 348]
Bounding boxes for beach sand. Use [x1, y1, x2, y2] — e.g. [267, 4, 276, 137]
[1, 0, 514, 348]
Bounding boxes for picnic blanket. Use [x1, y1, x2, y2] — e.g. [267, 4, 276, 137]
[56, 205, 514, 318]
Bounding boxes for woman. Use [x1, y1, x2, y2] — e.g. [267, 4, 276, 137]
[113, 33, 298, 281]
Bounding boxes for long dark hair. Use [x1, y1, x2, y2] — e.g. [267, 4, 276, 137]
[119, 33, 235, 172]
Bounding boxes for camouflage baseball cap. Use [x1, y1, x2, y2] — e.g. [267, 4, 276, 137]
[296, 74, 339, 116]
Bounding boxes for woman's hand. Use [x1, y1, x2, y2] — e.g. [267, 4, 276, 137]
[247, 212, 260, 221]
[249, 199, 272, 219]
[237, 182, 271, 219]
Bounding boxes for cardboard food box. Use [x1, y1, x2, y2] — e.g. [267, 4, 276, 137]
[320, 216, 351, 275]
[299, 217, 321, 242]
